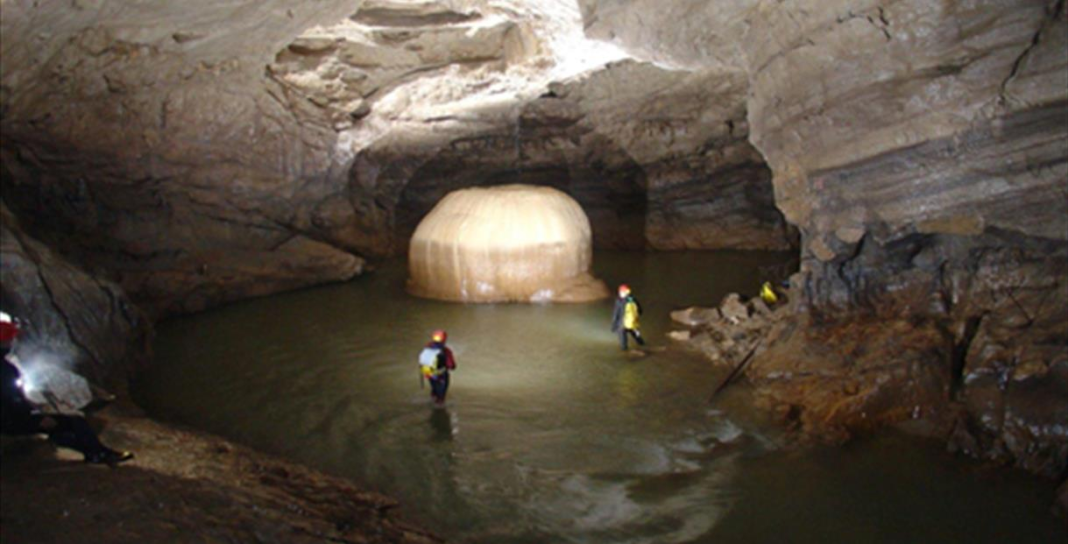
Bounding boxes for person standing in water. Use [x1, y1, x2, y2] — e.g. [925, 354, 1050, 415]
[611, 284, 645, 351]
[419, 329, 456, 406]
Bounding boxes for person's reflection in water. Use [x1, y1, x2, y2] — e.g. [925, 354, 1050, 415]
[429, 408, 454, 442]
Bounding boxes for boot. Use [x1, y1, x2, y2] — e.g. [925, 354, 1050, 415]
[86, 449, 134, 466]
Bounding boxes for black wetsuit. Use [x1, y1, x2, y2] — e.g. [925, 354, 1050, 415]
[1, 358, 114, 461]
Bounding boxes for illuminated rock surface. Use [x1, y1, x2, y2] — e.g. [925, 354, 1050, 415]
[0, 0, 1065, 534]
[408, 185, 608, 302]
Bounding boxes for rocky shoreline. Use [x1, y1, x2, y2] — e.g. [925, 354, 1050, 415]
[669, 289, 1068, 517]
[0, 402, 442, 544]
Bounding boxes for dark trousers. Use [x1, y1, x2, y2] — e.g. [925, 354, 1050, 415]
[3, 412, 110, 458]
[619, 328, 645, 350]
[430, 373, 450, 403]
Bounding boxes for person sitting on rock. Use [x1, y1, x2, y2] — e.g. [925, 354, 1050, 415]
[611, 284, 646, 351]
[419, 329, 456, 406]
[1, 311, 133, 465]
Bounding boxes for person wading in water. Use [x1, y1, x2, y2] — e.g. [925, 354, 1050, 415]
[611, 284, 645, 351]
[419, 329, 456, 406]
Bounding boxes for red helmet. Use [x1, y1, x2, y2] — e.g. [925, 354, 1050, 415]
[431, 329, 447, 343]
[618, 284, 631, 297]
[0, 312, 19, 344]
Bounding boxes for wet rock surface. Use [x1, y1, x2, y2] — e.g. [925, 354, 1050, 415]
[594, 0, 1068, 486]
[0, 404, 441, 544]
[671, 232, 1068, 486]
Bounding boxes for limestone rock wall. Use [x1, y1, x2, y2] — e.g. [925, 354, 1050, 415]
[738, 0, 1068, 475]
[581, 0, 1068, 476]
[358, 60, 795, 251]
[0, 203, 151, 390]
[0, 0, 368, 318]
[577, 0, 755, 70]
[743, 0, 1067, 243]
[1, 0, 789, 322]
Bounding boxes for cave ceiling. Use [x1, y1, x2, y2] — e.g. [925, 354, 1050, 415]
[1, 0, 1064, 318]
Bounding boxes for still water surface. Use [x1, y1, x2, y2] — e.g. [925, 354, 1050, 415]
[137, 252, 1066, 543]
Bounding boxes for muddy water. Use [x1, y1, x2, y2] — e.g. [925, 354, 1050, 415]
[136, 252, 1066, 544]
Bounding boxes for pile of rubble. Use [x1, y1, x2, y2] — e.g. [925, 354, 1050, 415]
[668, 292, 787, 370]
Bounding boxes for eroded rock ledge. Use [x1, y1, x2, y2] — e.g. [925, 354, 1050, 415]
[0, 405, 441, 544]
[673, 238, 1067, 480]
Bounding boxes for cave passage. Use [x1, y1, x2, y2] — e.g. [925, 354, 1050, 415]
[135, 252, 1066, 544]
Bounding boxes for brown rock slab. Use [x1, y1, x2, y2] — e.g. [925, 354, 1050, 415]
[670, 306, 721, 327]
[719, 293, 749, 323]
[0, 405, 442, 544]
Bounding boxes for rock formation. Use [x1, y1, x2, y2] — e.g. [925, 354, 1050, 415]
[740, 0, 1068, 479]
[1, 0, 792, 320]
[0, 0, 1063, 511]
[592, 0, 1068, 479]
[408, 185, 607, 302]
[1, 203, 150, 391]
[0, 0, 369, 319]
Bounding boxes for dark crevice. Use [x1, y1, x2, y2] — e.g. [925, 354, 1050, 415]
[999, 0, 1064, 103]
[951, 314, 984, 397]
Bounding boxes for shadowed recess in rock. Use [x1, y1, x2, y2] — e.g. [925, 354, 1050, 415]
[408, 184, 608, 302]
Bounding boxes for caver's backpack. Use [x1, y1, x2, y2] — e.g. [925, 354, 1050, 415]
[419, 346, 443, 378]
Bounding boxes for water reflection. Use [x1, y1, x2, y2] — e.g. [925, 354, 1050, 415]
[429, 408, 455, 442]
[137, 252, 1066, 544]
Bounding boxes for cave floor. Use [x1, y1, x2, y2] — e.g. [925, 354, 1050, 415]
[0, 404, 440, 544]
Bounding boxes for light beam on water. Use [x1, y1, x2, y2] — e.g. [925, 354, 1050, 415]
[136, 251, 1066, 544]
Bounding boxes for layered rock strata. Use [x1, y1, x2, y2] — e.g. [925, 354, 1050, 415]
[0, 0, 1061, 514]
[590, 0, 1068, 478]
[738, 0, 1068, 478]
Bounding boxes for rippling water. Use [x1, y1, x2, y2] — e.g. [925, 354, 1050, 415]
[136, 252, 1066, 543]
